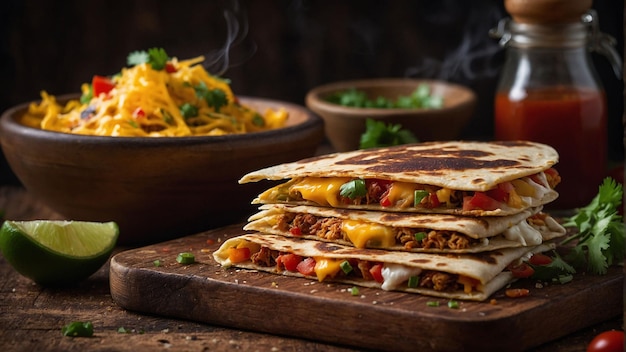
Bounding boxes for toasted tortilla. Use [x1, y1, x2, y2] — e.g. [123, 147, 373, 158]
[213, 233, 554, 301]
[239, 141, 560, 216]
[244, 204, 566, 253]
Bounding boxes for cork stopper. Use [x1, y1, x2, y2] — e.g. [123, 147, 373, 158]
[504, 0, 592, 24]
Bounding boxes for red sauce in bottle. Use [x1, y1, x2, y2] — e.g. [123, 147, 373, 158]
[495, 86, 607, 209]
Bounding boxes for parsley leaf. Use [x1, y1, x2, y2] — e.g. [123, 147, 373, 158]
[340, 179, 367, 199]
[561, 177, 625, 275]
[126, 48, 169, 70]
[359, 118, 418, 149]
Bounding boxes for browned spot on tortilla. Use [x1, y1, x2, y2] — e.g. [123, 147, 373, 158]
[410, 259, 432, 264]
[314, 241, 343, 252]
[436, 262, 448, 267]
[335, 146, 521, 174]
[471, 251, 504, 264]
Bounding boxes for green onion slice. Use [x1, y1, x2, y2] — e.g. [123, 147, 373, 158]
[340, 260, 353, 274]
[176, 252, 195, 264]
[407, 275, 419, 288]
[414, 190, 429, 206]
[414, 232, 427, 242]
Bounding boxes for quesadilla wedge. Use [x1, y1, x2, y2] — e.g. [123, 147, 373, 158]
[244, 204, 566, 253]
[239, 141, 561, 216]
[213, 233, 555, 301]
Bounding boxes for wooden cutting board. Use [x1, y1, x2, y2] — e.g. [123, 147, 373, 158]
[109, 224, 623, 352]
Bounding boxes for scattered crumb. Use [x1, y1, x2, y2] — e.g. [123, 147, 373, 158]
[478, 312, 486, 316]
[200, 249, 211, 253]
[490, 299, 498, 305]
[271, 282, 278, 288]
[310, 289, 318, 294]
[535, 282, 544, 289]
[372, 301, 378, 305]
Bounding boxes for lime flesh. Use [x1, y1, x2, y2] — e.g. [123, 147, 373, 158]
[0, 220, 119, 285]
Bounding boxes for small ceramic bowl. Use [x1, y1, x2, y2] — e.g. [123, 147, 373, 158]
[306, 78, 476, 152]
[0, 95, 324, 245]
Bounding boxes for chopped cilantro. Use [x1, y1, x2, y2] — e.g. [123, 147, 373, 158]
[359, 118, 418, 149]
[339, 179, 367, 199]
[252, 114, 265, 127]
[349, 286, 360, 296]
[447, 300, 460, 309]
[326, 84, 443, 109]
[194, 82, 228, 112]
[180, 103, 198, 119]
[160, 109, 174, 125]
[62, 321, 94, 337]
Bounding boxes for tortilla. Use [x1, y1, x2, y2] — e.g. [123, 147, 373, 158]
[213, 233, 555, 301]
[244, 204, 566, 253]
[239, 141, 560, 216]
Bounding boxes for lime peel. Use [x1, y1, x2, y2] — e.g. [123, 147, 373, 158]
[0, 220, 119, 285]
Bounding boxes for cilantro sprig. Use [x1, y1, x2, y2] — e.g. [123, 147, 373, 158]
[127, 48, 170, 70]
[359, 118, 418, 149]
[561, 177, 625, 275]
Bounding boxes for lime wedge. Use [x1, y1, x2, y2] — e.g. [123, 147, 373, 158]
[0, 220, 119, 285]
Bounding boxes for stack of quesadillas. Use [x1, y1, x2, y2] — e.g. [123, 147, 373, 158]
[213, 141, 566, 301]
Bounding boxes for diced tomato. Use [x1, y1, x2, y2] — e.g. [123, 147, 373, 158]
[462, 192, 501, 211]
[227, 247, 251, 263]
[369, 263, 384, 283]
[379, 194, 392, 207]
[296, 257, 316, 276]
[528, 253, 553, 266]
[508, 262, 535, 278]
[165, 62, 177, 73]
[289, 227, 302, 236]
[92, 75, 115, 96]
[276, 253, 302, 272]
[427, 193, 440, 208]
[132, 107, 145, 119]
[487, 182, 512, 202]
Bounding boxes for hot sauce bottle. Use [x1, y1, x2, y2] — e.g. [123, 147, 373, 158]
[490, 0, 621, 209]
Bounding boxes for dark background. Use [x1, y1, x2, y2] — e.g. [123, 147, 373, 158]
[1, 0, 623, 185]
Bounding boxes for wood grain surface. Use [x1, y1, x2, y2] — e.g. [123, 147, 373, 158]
[110, 224, 624, 352]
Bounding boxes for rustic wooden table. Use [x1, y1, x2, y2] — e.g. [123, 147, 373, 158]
[0, 185, 622, 351]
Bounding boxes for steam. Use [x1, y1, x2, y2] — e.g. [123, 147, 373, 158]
[203, 0, 257, 76]
[405, 3, 505, 83]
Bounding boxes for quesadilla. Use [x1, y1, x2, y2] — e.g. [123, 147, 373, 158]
[239, 141, 561, 216]
[213, 233, 555, 301]
[244, 204, 566, 253]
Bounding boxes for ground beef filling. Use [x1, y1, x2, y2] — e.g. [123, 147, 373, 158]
[249, 246, 461, 292]
[275, 213, 481, 250]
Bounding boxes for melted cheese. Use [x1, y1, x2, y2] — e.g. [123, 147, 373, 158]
[341, 220, 396, 248]
[314, 257, 342, 282]
[386, 182, 416, 207]
[289, 177, 351, 207]
[436, 188, 452, 205]
[381, 263, 422, 291]
[503, 220, 543, 246]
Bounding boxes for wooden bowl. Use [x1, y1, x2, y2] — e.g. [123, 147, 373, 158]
[306, 78, 476, 152]
[0, 96, 324, 245]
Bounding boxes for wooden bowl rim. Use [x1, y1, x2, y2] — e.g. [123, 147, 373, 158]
[0, 94, 323, 147]
[305, 78, 476, 117]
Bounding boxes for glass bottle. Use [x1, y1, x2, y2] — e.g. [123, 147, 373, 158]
[490, 1, 622, 209]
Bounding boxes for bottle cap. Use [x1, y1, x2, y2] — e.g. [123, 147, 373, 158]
[504, 0, 592, 24]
